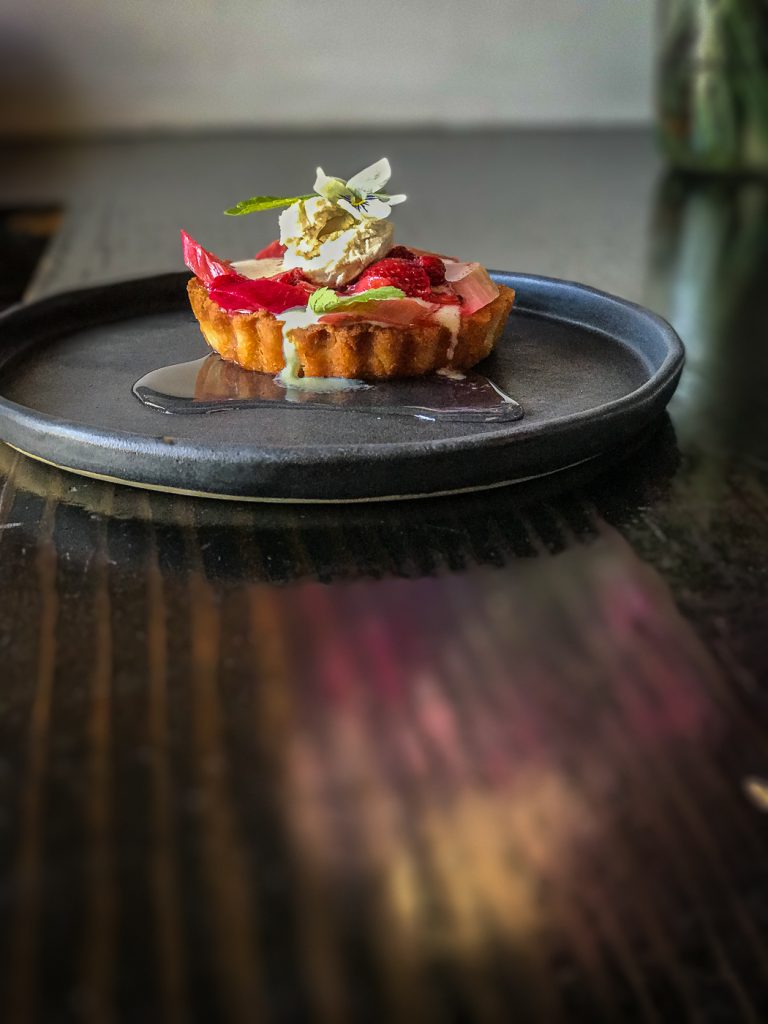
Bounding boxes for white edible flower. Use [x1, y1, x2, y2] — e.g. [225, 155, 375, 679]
[313, 157, 406, 221]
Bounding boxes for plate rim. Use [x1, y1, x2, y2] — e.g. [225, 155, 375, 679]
[0, 270, 685, 473]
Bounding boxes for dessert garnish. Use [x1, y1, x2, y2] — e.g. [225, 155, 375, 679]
[181, 158, 515, 389]
[224, 157, 406, 220]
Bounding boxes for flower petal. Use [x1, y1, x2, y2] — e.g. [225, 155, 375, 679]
[314, 167, 347, 201]
[385, 193, 407, 205]
[337, 196, 364, 220]
[359, 197, 392, 219]
[347, 157, 391, 195]
[313, 166, 330, 190]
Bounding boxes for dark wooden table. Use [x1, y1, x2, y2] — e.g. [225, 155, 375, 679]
[1, 130, 767, 1023]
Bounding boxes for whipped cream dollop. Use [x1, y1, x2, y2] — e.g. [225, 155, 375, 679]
[279, 197, 393, 288]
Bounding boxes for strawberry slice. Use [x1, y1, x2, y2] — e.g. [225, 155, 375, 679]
[417, 254, 446, 285]
[255, 239, 287, 259]
[270, 267, 317, 294]
[385, 247, 446, 285]
[209, 274, 310, 314]
[353, 257, 431, 299]
[269, 268, 318, 304]
[181, 230, 232, 286]
[385, 245, 417, 261]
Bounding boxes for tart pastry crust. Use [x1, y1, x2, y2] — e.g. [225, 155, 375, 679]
[187, 277, 515, 380]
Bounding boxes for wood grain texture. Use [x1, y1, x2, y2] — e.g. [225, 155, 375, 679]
[0, 133, 766, 1023]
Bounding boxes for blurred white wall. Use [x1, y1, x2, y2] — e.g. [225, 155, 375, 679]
[1, 0, 654, 135]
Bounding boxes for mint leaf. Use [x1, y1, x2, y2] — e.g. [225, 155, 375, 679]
[309, 286, 405, 314]
[224, 194, 314, 216]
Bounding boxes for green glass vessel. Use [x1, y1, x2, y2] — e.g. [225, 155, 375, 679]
[657, 0, 768, 174]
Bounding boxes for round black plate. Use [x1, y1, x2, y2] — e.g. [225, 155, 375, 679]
[0, 272, 683, 502]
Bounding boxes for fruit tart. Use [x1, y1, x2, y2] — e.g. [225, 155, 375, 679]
[182, 158, 515, 386]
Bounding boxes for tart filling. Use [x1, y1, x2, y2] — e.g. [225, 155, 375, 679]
[181, 158, 514, 384]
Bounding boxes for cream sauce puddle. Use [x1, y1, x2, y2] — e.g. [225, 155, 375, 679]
[133, 354, 524, 424]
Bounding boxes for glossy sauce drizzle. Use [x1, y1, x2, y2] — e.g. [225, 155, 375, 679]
[133, 354, 523, 424]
